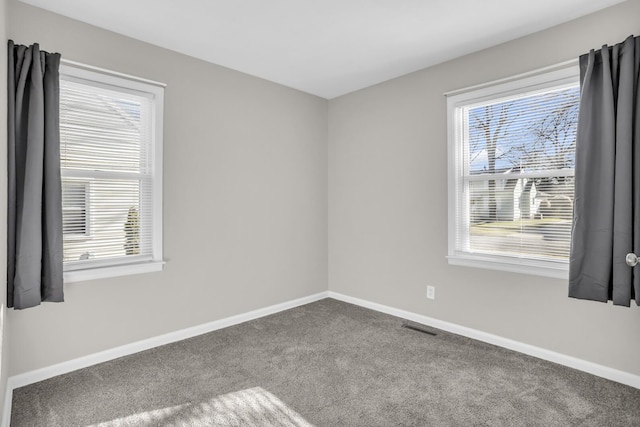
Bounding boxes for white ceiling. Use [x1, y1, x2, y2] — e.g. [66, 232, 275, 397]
[20, 0, 625, 99]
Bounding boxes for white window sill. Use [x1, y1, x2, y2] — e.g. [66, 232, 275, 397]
[447, 254, 568, 280]
[64, 260, 165, 283]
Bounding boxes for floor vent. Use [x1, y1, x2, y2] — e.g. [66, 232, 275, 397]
[402, 322, 437, 336]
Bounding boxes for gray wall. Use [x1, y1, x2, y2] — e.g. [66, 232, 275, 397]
[328, 0, 640, 376]
[5, 0, 640, 382]
[7, 0, 328, 376]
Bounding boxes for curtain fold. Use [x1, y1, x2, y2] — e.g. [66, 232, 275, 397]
[569, 35, 640, 307]
[7, 40, 64, 309]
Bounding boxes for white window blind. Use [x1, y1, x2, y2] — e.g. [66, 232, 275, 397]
[59, 64, 164, 281]
[62, 181, 89, 237]
[447, 65, 580, 278]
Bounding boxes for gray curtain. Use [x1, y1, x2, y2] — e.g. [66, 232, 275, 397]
[7, 41, 64, 309]
[569, 35, 640, 307]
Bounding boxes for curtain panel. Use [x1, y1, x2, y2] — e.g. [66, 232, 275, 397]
[7, 41, 64, 309]
[569, 35, 640, 307]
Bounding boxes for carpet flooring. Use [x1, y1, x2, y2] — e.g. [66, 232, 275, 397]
[10, 298, 640, 426]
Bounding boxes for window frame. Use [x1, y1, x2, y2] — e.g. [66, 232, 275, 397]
[446, 63, 580, 279]
[59, 62, 165, 283]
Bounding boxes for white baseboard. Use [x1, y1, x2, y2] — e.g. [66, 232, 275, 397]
[4, 290, 639, 426]
[327, 291, 640, 390]
[1, 380, 10, 427]
[1, 291, 329, 427]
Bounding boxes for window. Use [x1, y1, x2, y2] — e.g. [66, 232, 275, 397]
[447, 65, 580, 278]
[62, 180, 89, 237]
[59, 64, 164, 282]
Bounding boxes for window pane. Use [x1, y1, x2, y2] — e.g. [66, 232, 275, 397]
[59, 67, 162, 274]
[467, 176, 573, 260]
[467, 86, 579, 175]
[62, 179, 146, 262]
[60, 80, 151, 174]
[59, 65, 163, 280]
[448, 66, 580, 275]
[62, 181, 88, 236]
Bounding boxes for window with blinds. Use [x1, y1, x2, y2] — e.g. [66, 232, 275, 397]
[59, 64, 164, 282]
[447, 65, 580, 278]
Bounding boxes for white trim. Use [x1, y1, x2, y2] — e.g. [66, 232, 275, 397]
[447, 254, 569, 279]
[1, 292, 329, 425]
[151, 86, 164, 265]
[3, 290, 639, 425]
[60, 64, 166, 96]
[327, 292, 640, 390]
[447, 67, 579, 109]
[2, 379, 12, 427]
[444, 58, 578, 97]
[465, 169, 574, 182]
[63, 260, 165, 283]
[60, 59, 166, 88]
[6, 292, 328, 392]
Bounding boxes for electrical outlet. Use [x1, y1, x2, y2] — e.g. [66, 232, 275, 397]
[426, 286, 435, 300]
